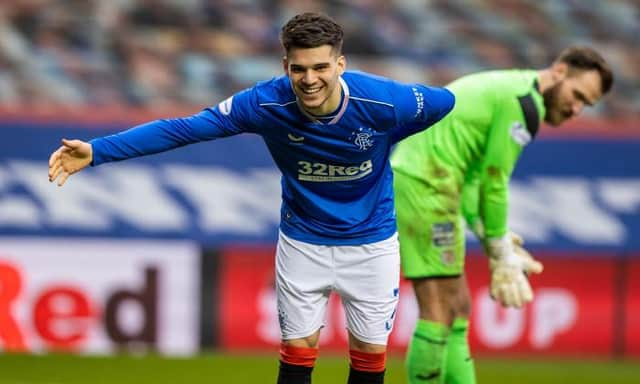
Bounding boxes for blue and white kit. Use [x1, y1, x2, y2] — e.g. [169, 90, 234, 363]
[90, 70, 454, 342]
[90, 71, 455, 246]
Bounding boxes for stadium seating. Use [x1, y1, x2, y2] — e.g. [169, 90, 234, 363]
[0, 0, 637, 118]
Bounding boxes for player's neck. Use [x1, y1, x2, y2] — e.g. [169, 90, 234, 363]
[537, 69, 554, 93]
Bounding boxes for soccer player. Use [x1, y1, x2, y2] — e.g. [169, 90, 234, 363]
[48, 12, 455, 384]
[391, 46, 613, 383]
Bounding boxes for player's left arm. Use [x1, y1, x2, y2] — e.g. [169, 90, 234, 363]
[389, 83, 455, 143]
[481, 92, 544, 307]
[460, 171, 483, 240]
[480, 91, 539, 239]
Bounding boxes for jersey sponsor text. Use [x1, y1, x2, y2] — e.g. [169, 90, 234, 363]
[297, 160, 373, 182]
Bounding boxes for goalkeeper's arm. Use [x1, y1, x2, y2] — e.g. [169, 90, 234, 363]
[461, 173, 543, 307]
[460, 173, 485, 241]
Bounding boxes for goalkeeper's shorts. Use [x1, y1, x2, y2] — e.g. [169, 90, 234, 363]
[393, 171, 466, 279]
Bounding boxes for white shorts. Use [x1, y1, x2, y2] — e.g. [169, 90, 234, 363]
[275, 231, 400, 345]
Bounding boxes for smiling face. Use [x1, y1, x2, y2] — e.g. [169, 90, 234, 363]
[283, 44, 346, 116]
[543, 65, 604, 126]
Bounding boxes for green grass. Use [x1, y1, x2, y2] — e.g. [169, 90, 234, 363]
[0, 352, 638, 383]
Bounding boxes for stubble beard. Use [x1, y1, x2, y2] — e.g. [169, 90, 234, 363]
[543, 81, 563, 125]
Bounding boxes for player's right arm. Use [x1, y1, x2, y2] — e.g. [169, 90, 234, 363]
[48, 88, 260, 186]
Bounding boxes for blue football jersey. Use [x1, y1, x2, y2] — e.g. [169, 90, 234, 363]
[90, 71, 454, 245]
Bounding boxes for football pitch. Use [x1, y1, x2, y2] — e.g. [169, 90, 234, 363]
[0, 352, 638, 384]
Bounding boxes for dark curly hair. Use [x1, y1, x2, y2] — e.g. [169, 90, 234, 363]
[280, 12, 344, 55]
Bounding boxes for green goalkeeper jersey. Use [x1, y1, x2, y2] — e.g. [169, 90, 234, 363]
[391, 69, 545, 239]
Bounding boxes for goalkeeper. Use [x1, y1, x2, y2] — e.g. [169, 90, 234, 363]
[390, 46, 612, 384]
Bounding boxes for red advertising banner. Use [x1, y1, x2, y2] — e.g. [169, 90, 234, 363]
[465, 252, 617, 357]
[218, 246, 279, 350]
[217, 247, 636, 357]
[0, 238, 200, 355]
[625, 255, 640, 357]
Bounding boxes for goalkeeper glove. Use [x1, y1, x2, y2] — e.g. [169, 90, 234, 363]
[469, 220, 527, 259]
[487, 233, 544, 308]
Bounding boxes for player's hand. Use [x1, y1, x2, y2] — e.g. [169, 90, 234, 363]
[509, 231, 524, 247]
[487, 234, 543, 308]
[507, 231, 543, 275]
[48, 139, 93, 186]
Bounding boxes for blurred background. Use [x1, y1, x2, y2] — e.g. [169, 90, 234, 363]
[0, 0, 638, 383]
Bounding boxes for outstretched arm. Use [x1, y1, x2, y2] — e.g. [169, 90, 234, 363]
[48, 139, 93, 186]
[47, 87, 260, 186]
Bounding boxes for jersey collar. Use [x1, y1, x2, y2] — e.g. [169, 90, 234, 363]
[533, 78, 541, 94]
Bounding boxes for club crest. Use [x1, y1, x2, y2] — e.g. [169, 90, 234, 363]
[350, 127, 374, 151]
